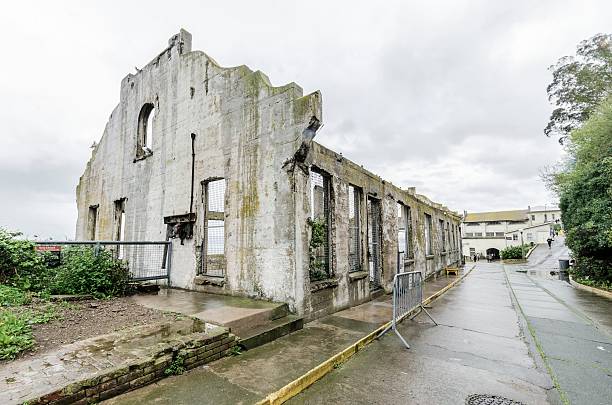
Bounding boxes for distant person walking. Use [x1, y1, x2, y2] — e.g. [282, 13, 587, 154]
[547, 238, 553, 249]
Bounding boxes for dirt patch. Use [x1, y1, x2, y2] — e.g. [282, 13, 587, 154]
[24, 296, 180, 359]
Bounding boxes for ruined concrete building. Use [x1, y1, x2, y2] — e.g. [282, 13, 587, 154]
[76, 30, 462, 320]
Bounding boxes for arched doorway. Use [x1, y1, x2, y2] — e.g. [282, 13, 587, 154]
[486, 248, 500, 261]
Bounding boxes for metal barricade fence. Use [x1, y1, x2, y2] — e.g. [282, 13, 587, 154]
[35, 241, 172, 284]
[378, 271, 437, 349]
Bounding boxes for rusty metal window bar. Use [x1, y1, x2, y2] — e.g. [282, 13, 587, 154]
[348, 185, 361, 273]
[309, 168, 331, 280]
[201, 179, 226, 277]
[424, 214, 433, 255]
[367, 197, 382, 289]
[439, 219, 446, 252]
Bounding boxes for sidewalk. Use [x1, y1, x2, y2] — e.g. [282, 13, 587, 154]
[504, 236, 612, 405]
[103, 270, 467, 405]
[288, 263, 553, 404]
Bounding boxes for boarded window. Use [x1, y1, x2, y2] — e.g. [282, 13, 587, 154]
[309, 168, 331, 280]
[202, 179, 226, 277]
[348, 185, 361, 273]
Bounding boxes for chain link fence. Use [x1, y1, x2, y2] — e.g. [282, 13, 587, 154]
[35, 241, 172, 283]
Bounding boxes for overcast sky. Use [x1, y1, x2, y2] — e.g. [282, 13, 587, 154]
[1, 1, 610, 239]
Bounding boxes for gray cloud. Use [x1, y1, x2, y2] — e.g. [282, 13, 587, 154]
[1, 0, 610, 238]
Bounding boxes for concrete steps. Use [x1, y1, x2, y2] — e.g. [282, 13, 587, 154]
[132, 289, 303, 351]
[238, 315, 304, 350]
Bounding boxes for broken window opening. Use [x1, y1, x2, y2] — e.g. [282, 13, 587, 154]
[397, 203, 406, 273]
[446, 221, 451, 252]
[348, 185, 361, 273]
[309, 168, 331, 281]
[397, 203, 413, 272]
[201, 179, 226, 277]
[424, 213, 433, 256]
[367, 197, 382, 290]
[439, 219, 446, 252]
[136, 103, 155, 159]
[113, 199, 126, 259]
[87, 205, 98, 241]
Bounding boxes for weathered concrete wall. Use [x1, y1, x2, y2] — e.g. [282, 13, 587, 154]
[76, 29, 460, 321]
[298, 143, 462, 320]
[76, 30, 321, 309]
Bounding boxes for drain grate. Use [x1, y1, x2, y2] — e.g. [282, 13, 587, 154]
[466, 394, 526, 405]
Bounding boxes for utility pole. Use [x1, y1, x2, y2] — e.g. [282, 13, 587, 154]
[520, 230, 525, 259]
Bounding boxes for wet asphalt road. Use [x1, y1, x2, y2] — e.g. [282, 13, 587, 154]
[291, 239, 612, 405]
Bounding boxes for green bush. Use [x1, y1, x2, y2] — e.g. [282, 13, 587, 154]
[0, 285, 31, 307]
[0, 310, 34, 360]
[0, 229, 49, 290]
[556, 100, 612, 285]
[501, 245, 529, 260]
[49, 246, 131, 298]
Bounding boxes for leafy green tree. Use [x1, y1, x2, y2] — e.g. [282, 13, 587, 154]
[556, 99, 612, 286]
[545, 33, 612, 143]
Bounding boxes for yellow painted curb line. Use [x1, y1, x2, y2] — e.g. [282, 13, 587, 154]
[256, 265, 476, 405]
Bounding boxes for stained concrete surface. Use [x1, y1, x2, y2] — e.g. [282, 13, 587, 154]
[132, 289, 287, 335]
[103, 271, 464, 405]
[292, 238, 612, 405]
[0, 319, 220, 404]
[289, 263, 553, 405]
[504, 237, 612, 405]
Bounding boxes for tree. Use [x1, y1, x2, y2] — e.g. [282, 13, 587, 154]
[555, 99, 612, 287]
[545, 34, 612, 143]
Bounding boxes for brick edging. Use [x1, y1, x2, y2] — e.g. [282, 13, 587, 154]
[27, 330, 237, 405]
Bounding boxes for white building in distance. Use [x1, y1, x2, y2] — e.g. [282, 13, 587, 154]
[461, 205, 561, 260]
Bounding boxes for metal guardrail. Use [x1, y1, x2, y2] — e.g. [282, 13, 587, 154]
[378, 271, 437, 349]
[35, 241, 172, 284]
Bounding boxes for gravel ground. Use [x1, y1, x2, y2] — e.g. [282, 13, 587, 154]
[27, 296, 179, 357]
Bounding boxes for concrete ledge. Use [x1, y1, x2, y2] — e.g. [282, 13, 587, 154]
[525, 244, 538, 258]
[26, 327, 237, 404]
[502, 258, 527, 264]
[570, 276, 612, 300]
[257, 264, 476, 405]
[310, 279, 339, 293]
[348, 271, 368, 282]
[194, 275, 225, 287]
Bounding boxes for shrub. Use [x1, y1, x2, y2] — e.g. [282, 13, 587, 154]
[0, 285, 31, 307]
[0, 229, 49, 290]
[501, 245, 528, 260]
[49, 246, 131, 298]
[0, 310, 34, 360]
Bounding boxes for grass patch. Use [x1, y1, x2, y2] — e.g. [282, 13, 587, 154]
[0, 310, 34, 360]
[0, 296, 62, 360]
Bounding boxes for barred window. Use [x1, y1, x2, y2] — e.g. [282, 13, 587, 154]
[310, 168, 331, 279]
[201, 179, 226, 277]
[348, 185, 361, 273]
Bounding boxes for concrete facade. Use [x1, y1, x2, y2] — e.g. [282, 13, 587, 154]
[76, 30, 461, 321]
